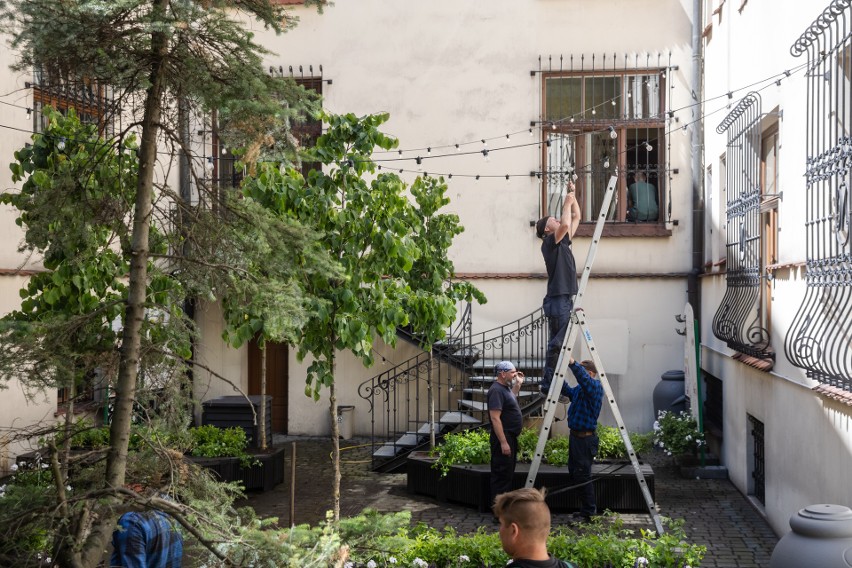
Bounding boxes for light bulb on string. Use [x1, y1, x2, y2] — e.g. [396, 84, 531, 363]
[505, 134, 510, 140]
[221, 146, 227, 155]
[551, 122, 557, 130]
[482, 149, 489, 162]
[475, 175, 480, 182]
[608, 126, 617, 139]
[398, 150, 403, 156]
[645, 141, 653, 152]
[611, 99, 616, 106]
[603, 157, 610, 169]
[427, 147, 431, 155]
[505, 174, 510, 183]
[481, 139, 487, 147]
[592, 108, 596, 115]
[26, 107, 32, 117]
[570, 116, 575, 123]
[455, 144, 461, 152]
[528, 128, 534, 137]
[416, 156, 422, 171]
[57, 137, 66, 151]
[448, 173, 453, 179]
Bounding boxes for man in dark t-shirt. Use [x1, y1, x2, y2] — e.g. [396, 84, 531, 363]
[535, 182, 580, 397]
[488, 360, 525, 506]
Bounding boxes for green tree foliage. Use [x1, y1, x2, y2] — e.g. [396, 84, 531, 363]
[241, 110, 485, 520]
[0, 0, 326, 564]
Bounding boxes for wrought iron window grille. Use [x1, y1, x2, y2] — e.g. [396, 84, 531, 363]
[784, 0, 852, 392]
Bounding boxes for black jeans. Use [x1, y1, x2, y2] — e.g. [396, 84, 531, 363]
[569, 433, 599, 517]
[489, 430, 518, 506]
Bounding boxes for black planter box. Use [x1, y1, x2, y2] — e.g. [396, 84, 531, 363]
[201, 395, 272, 449]
[407, 452, 654, 514]
[190, 445, 286, 492]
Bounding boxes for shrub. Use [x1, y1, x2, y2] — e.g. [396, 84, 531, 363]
[653, 411, 705, 457]
[189, 425, 254, 466]
[597, 424, 654, 459]
[429, 428, 489, 476]
[337, 510, 706, 568]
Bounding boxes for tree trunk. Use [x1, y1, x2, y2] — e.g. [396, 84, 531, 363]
[329, 351, 341, 522]
[74, 2, 170, 564]
[428, 350, 435, 449]
[260, 344, 267, 450]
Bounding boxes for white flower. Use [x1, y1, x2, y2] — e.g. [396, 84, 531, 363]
[10, 464, 18, 472]
[389, 557, 397, 564]
[666, 450, 672, 456]
[367, 560, 377, 568]
[344, 563, 353, 568]
[658, 442, 665, 448]
[66, 485, 72, 492]
[46, 558, 51, 564]
[413, 559, 428, 567]
[636, 558, 649, 566]
[459, 555, 469, 562]
[41, 463, 49, 469]
[685, 434, 692, 441]
[652, 421, 660, 431]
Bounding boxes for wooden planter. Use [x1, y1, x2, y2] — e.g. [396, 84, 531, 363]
[190, 445, 286, 492]
[407, 452, 655, 514]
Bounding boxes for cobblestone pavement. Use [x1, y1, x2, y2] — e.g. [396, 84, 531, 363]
[242, 436, 778, 568]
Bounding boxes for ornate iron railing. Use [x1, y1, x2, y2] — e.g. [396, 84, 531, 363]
[785, 0, 852, 391]
[712, 92, 773, 359]
[358, 306, 548, 469]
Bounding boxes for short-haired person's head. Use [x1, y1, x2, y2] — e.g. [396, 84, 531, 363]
[535, 217, 551, 239]
[637, 171, 647, 182]
[580, 360, 597, 376]
[493, 487, 551, 551]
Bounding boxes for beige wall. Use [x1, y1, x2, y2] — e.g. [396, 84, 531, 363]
[702, 0, 852, 536]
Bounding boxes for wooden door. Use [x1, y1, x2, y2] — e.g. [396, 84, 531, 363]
[248, 338, 289, 434]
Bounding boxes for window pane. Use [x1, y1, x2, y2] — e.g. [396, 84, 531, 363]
[626, 74, 661, 119]
[584, 76, 621, 120]
[545, 133, 577, 217]
[545, 77, 582, 122]
[581, 131, 617, 220]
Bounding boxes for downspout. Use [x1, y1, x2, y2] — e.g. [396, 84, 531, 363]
[689, 0, 705, 316]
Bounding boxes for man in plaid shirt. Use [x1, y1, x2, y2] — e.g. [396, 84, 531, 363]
[561, 357, 604, 523]
[111, 509, 183, 567]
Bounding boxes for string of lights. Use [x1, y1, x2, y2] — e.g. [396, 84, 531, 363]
[0, 59, 812, 181]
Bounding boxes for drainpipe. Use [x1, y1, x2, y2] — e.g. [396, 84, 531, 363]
[689, 0, 705, 316]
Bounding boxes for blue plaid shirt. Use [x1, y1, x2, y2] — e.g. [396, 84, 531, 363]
[111, 510, 183, 568]
[564, 361, 604, 432]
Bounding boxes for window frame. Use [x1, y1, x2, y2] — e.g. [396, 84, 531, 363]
[539, 67, 670, 237]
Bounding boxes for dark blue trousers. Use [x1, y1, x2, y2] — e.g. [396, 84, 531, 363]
[542, 294, 574, 391]
[569, 433, 599, 517]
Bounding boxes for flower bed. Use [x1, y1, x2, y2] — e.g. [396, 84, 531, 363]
[407, 451, 654, 514]
[189, 445, 286, 491]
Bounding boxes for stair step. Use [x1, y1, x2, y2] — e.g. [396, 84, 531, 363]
[468, 376, 544, 386]
[458, 400, 487, 412]
[469, 358, 543, 370]
[462, 387, 540, 398]
[395, 433, 427, 447]
[438, 411, 482, 426]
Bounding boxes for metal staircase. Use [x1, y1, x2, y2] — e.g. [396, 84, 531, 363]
[358, 305, 549, 472]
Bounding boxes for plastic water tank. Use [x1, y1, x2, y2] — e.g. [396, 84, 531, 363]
[652, 369, 686, 418]
[769, 504, 852, 568]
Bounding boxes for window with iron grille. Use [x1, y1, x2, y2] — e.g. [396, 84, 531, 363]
[747, 414, 765, 506]
[784, 0, 852, 392]
[30, 66, 115, 137]
[538, 54, 671, 232]
[712, 92, 775, 362]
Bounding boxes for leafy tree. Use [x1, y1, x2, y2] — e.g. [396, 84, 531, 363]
[242, 111, 485, 521]
[0, 0, 325, 565]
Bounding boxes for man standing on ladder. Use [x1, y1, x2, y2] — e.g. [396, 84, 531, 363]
[535, 181, 580, 396]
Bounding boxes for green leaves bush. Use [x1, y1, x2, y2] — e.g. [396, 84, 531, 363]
[433, 425, 654, 475]
[333, 510, 705, 568]
[188, 425, 253, 466]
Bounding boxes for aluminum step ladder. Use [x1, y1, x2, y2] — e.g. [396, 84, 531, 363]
[524, 173, 664, 535]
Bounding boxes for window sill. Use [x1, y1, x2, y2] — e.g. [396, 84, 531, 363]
[574, 222, 672, 238]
